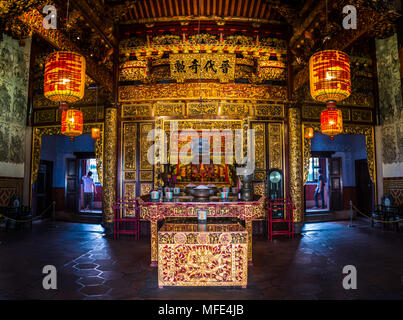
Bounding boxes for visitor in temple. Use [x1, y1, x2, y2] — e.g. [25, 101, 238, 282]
[314, 169, 326, 209]
[82, 171, 96, 212]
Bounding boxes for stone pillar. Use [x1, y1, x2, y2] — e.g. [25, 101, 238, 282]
[102, 104, 118, 235]
[288, 106, 304, 233]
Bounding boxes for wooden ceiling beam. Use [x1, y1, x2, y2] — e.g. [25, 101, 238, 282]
[71, 0, 117, 49]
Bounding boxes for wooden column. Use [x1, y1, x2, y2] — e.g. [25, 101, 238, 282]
[102, 105, 118, 233]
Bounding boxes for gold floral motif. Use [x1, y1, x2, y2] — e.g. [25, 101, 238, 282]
[254, 182, 265, 196]
[268, 123, 283, 170]
[254, 171, 266, 181]
[124, 182, 136, 199]
[119, 83, 287, 102]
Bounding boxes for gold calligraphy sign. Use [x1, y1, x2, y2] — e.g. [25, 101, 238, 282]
[170, 53, 235, 82]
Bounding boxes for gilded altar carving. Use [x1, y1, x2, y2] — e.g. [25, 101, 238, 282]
[220, 103, 250, 117]
[122, 104, 152, 117]
[169, 53, 235, 83]
[302, 123, 376, 191]
[119, 83, 287, 102]
[187, 102, 219, 116]
[255, 104, 284, 118]
[103, 107, 117, 223]
[268, 123, 283, 170]
[158, 223, 248, 287]
[123, 123, 137, 170]
[288, 108, 303, 223]
[154, 102, 185, 117]
[31, 123, 104, 186]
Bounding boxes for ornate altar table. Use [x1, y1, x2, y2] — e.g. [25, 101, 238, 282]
[137, 195, 265, 266]
[158, 218, 248, 287]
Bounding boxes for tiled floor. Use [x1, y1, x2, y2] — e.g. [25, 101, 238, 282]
[1, 219, 403, 300]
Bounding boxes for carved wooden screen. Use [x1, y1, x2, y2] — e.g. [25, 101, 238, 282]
[250, 121, 285, 197]
[120, 121, 154, 203]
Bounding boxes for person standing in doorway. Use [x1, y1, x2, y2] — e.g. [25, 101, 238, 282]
[82, 171, 96, 212]
[314, 169, 326, 209]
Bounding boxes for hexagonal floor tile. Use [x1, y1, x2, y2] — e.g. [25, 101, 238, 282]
[76, 276, 105, 286]
[79, 285, 111, 296]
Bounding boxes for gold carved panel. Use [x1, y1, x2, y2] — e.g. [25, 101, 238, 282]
[140, 123, 154, 170]
[187, 102, 219, 116]
[122, 104, 152, 117]
[141, 183, 153, 196]
[351, 109, 373, 123]
[123, 123, 137, 170]
[254, 171, 266, 181]
[220, 103, 250, 117]
[124, 182, 136, 199]
[255, 104, 284, 118]
[253, 182, 265, 197]
[268, 123, 283, 170]
[124, 172, 136, 181]
[154, 102, 185, 117]
[140, 170, 153, 181]
[252, 123, 266, 171]
[34, 109, 56, 124]
[119, 83, 287, 102]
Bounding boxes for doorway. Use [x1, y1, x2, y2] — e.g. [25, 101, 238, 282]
[78, 157, 102, 215]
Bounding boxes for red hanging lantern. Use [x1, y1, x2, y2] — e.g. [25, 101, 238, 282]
[91, 127, 101, 140]
[61, 109, 83, 140]
[309, 50, 351, 106]
[320, 102, 343, 139]
[44, 51, 86, 111]
[304, 127, 314, 139]
[309, 50, 350, 138]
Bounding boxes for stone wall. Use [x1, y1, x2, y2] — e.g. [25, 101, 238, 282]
[0, 34, 31, 178]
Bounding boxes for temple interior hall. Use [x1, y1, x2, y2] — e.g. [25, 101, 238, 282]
[0, 0, 403, 301]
